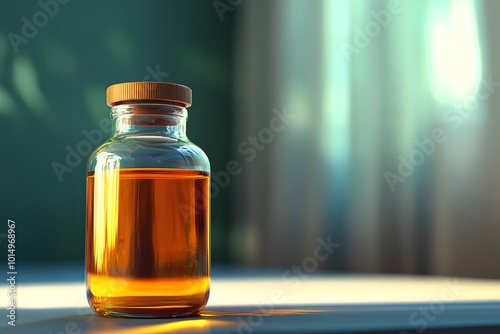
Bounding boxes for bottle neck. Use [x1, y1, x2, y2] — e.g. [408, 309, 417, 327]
[111, 104, 188, 140]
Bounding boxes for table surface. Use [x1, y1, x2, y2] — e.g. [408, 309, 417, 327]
[1, 265, 500, 334]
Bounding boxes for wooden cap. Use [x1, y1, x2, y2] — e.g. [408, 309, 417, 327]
[106, 82, 192, 107]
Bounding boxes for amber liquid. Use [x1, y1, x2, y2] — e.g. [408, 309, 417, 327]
[86, 168, 210, 317]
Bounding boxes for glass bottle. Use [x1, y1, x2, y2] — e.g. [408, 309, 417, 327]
[85, 82, 210, 318]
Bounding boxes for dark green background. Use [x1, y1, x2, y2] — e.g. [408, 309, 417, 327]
[0, 0, 233, 263]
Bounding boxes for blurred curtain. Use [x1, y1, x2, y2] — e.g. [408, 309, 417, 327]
[231, 0, 500, 278]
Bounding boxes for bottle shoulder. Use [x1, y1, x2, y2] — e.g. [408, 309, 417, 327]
[87, 136, 210, 172]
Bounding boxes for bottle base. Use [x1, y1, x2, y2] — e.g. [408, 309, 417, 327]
[89, 301, 207, 318]
[86, 276, 210, 318]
